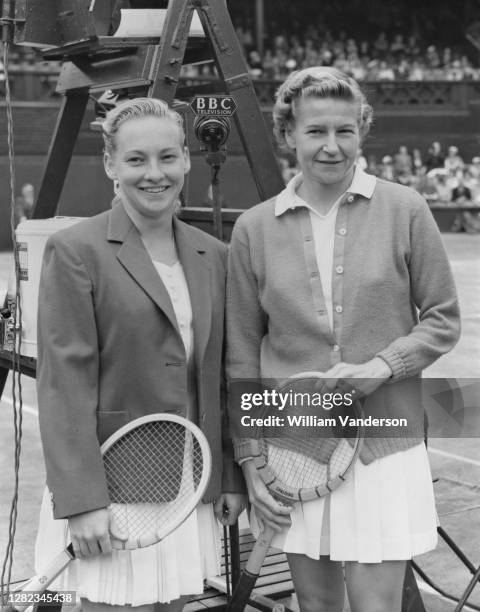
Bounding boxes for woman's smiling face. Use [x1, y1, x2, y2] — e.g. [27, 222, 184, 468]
[285, 96, 361, 193]
[104, 115, 190, 220]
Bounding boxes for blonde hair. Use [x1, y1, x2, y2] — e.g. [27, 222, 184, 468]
[102, 97, 185, 156]
[273, 66, 373, 150]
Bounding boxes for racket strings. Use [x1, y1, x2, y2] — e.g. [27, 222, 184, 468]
[104, 422, 204, 540]
[264, 438, 357, 491]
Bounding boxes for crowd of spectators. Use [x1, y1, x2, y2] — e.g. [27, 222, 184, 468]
[3, 24, 479, 86]
[233, 29, 480, 82]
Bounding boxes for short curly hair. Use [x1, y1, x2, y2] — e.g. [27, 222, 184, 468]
[273, 67, 373, 150]
[102, 97, 185, 157]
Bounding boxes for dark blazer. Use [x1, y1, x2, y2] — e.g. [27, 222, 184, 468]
[37, 202, 243, 519]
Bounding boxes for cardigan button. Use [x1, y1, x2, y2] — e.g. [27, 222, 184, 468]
[335, 266, 344, 274]
[347, 195, 354, 203]
[339, 228, 347, 235]
[335, 305, 343, 313]
[332, 344, 340, 351]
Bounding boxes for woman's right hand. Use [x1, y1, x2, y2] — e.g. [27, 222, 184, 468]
[68, 508, 126, 558]
[241, 460, 292, 532]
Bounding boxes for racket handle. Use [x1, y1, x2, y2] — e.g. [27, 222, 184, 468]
[12, 544, 75, 612]
[228, 525, 275, 612]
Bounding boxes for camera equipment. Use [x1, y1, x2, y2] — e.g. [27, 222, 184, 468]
[193, 115, 230, 150]
[191, 96, 237, 240]
[194, 114, 230, 239]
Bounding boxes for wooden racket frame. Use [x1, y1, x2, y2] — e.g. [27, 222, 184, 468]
[101, 413, 212, 549]
[11, 414, 212, 611]
[249, 370, 364, 503]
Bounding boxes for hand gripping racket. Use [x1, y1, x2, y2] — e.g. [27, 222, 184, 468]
[11, 413, 211, 611]
[228, 372, 364, 612]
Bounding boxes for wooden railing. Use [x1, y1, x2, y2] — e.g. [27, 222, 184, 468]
[177, 76, 480, 110]
[3, 69, 480, 110]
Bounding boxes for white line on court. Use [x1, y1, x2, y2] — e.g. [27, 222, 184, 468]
[1, 395, 38, 416]
[428, 446, 480, 468]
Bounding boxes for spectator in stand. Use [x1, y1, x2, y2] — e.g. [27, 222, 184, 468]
[394, 145, 413, 178]
[358, 40, 370, 59]
[468, 157, 480, 180]
[425, 141, 445, 171]
[366, 154, 380, 176]
[319, 44, 334, 67]
[425, 45, 441, 69]
[356, 148, 368, 171]
[405, 35, 421, 59]
[346, 38, 358, 58]
[447, 60, 465, 81]
[433, 173, 452, 205]
[365, 59, 380, 80]
[450, 172, 480, 232]
[396, 59, 411, 80]
[443, 47, 452, 66]
[285, 57, 298, 73]
[390, 34, 406, 59]
[444, 146, 465, 175]
[377, 60, 396, 81]
[262, 49, 276, 79]
[412, 166, 438, 202]
[334, 51, 350, 73]
[412, 148, 424, 173]
[460, 56, 478, 80]
[462, 168, 480, 203]
[247, 50, 264, 78]
[304, 39, 319, 67]
[273, 49, 289, 78]
[408, 60, 426, 80]
[451, 171, 471, 203]
[373, 31, 389, 58]
[379, 155, 395, 181]
[350, 58, 368, 81]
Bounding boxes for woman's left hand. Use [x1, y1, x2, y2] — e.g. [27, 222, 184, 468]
[318, 357, 393, 398]
[214, 493, 247, 526]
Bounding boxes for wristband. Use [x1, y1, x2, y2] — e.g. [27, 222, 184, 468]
[237, 456, 254, 466]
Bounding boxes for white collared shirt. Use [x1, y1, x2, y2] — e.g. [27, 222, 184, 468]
[274, 165, 377, 331]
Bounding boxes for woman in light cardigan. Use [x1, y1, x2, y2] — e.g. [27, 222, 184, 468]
[226, 67, 460, 612]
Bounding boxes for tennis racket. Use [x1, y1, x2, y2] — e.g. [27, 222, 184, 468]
[228, 372, 364, 612]
[11, 413, 211, 612]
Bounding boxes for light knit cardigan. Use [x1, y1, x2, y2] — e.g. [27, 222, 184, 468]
[226, 174, 461, 464]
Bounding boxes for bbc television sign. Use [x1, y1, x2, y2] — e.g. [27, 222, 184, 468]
[190, 95, 237, 116]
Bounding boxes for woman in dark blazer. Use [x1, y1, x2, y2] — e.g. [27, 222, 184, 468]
[35, 97, 245, 612]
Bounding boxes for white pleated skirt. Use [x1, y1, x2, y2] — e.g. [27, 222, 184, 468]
[35, 489, 221, 605]
[250, 442, 438, 563]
